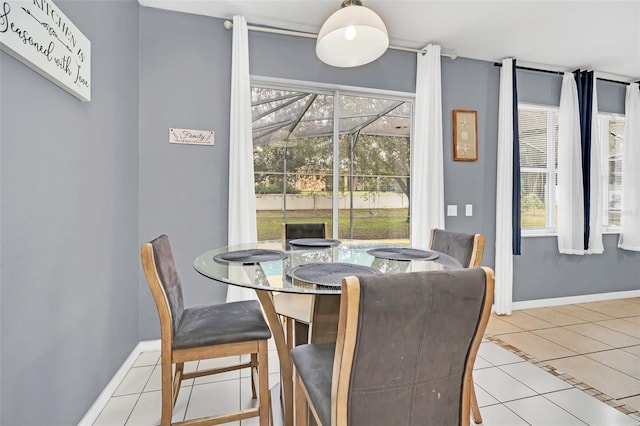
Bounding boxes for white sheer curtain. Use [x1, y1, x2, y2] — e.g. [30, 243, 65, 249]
[587, 78, 603, 254]
[494, 58, 515, 315]
[618, 83, 640, 251]
[557, 72, 585, 255]
[410, 44, 444, 248]
[227, 15, 257, 302]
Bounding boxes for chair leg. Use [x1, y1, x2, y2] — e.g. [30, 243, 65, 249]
[172, 362, 184, 407]
[160, 356, 173, 426]
[250, 353, 258, 399]
[258, 340, 270, 426]
[470, 377, 482, 424]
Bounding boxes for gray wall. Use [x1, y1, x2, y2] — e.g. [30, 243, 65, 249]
[0, 1, 139, 424]
[138, 8, 233, 339]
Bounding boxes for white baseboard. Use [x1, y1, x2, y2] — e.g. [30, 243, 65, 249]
[78, 339, 161, 426]
[511, 289, 640, 311]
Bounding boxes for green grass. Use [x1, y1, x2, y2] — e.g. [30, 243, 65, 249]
[521, 208, 547, 228]
[257, 208, 409, 240]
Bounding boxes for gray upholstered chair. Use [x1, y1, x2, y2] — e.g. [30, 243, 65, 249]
[428, 228, 485, 268]
[292, 267, 494, 426]
[276, 222, 329, 348]
[141, 234, 271, 426]
[428, 228, 486, 423]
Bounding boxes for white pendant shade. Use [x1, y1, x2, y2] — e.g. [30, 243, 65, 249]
[316, 4, 389, 68]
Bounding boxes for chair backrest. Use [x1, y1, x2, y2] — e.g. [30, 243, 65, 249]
[141, 234, 185, 338]
[282, 222, 328, 250]
[429, 228, 485, 267]
[333, 267, 494, 426]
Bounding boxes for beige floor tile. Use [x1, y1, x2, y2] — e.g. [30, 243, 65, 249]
[619, 395, 640, 412]
[494, 311, 556, 331]
[484, 315, 525, 336]
[596, 318, 640, 338]
[497, 331, 577, 361]
[564, 323, 640, 348]
[586, 349, 640, 379]
[604, 299, 640, 313]
[622, 345, 640, 356]
[605, 303, 640, 318]
[532, 327, 612, 354]
[576, 301, 637, 318]
[548, 304, 614, 322]
[546, 355, 640, 399]
[621, 315, 640, 326]
[520, 307, 586, 326]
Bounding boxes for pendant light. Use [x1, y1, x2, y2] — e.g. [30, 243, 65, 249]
[316, 0, 389, 67]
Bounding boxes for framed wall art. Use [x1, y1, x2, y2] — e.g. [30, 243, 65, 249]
[452, 110, 478, 161]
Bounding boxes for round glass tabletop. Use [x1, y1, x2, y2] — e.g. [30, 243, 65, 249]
[194, 240, 463, 295]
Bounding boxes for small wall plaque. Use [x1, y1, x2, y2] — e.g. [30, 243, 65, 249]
[169, 128, 214, 146]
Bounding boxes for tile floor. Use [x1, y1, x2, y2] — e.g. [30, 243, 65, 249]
[486, 297, 640, 421]
[94, 299, 640, 426]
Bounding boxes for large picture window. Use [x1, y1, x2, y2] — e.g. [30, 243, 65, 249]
[251, 81, 412, 242]
[518, 104, 624, 234]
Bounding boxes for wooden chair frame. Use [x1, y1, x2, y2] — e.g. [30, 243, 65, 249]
[142, 242, 270, 426]
[295, 267, 494, 426]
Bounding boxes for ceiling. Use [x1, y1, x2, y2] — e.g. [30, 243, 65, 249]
[138, 0, 640, 82]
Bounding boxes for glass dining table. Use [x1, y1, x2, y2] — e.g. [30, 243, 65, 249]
[193, 239, 462, 426]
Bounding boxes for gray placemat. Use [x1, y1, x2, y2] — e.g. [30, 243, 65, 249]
[367, 247, 439, 261]
[289, 238, 341, 248]
[288, 262, 377, 287]
[214, 249, 287, 264]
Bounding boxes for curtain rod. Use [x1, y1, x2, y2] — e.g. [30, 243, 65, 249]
[223, 20, 458, 60]
[492, 62, 632, 85]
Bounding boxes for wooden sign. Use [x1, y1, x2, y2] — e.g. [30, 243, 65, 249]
[169, 128, 215, 146]
[0, 0, 91, 101]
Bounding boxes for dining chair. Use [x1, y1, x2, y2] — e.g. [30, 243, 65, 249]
[291, 267, 494, 426]
[428, 228, 485, 423]
[428, 228, 485, 268]
[282, 222, 328, 250]
[141, 234, 271, 426]
[276, 222, 329, 348]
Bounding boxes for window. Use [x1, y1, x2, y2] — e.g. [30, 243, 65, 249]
[251, 81, 412, 242]
[518, 103, 624, 234]
[597, 113, 624, 228]
[519, 105, 559, 232]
